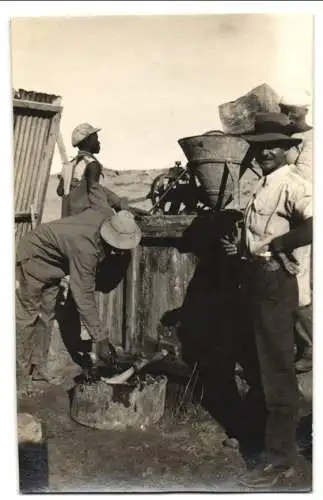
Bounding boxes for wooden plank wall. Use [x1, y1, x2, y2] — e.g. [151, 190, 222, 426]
[97, 216, 198, 354]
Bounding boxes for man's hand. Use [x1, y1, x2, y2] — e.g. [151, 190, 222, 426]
[220, 235, 239, 256]
[95, 338, 118, 366]
[275, 251, 299, 276]
[269, 240, 300, 275]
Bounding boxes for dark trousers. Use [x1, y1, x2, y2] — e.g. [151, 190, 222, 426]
[241, 263, 299, 467]
[16, 259, 64, 374]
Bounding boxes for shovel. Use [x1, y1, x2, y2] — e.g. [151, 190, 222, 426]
[101, 349, 168, 385]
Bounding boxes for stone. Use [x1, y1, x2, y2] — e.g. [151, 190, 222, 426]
[17, 413, 43, 444]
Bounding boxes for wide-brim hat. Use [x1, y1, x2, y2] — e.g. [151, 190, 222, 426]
[242, 132, 302, 146]
[100, 210, 142, 250]
[242, 112, 302, 147]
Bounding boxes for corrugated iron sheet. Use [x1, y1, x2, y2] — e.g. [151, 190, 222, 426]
[14, 88, 61, 104]
[14, 89, 63, 244]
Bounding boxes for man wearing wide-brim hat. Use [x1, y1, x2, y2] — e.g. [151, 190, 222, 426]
[221, 112, 313, 488]
[15, 208, 142, 385]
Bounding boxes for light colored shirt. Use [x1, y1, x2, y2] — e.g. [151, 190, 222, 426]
[243, 164, 312, 306]
[243, 164, 312, 255]
[243, 164, 312, 307]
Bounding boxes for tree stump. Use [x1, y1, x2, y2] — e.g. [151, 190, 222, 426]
[70, 374, 168, 430]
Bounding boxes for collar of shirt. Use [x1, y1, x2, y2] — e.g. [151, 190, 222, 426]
[261, 164, 293, 187]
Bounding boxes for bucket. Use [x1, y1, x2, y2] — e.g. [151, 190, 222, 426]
[178, 132, 250, 209]
[70, 374, 168, 430]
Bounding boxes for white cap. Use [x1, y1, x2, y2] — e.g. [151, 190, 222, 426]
[279, 89, 312, 108]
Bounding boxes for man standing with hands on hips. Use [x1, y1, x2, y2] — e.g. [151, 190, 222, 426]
[221, 113, 312, 488]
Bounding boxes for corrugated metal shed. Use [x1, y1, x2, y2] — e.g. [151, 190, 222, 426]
[14, 88, 63, 243]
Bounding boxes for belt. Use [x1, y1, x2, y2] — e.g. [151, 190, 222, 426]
[241, 251, 281, 271]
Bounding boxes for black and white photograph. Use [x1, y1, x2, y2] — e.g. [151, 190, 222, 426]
[7, 3, 317, 494]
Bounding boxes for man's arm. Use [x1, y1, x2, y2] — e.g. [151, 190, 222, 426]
[68, 251, 107, 342]
[270, 180, 313, 254]
[85, 161, 129, 211]
[270, 217, 312, 253]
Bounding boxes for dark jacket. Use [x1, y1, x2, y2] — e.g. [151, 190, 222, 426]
[16, 208, 115, 341]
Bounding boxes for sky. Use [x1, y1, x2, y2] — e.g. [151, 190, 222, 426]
[11, 13, 313, 174]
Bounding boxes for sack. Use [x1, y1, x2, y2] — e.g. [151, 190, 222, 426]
[218, 83, 281, 135]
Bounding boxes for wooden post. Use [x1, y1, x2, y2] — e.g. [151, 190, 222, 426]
[124, 246, 141, 354]
[56, 130, 69, 165]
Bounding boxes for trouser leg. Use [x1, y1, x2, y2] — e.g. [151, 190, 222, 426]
[200, 287, 252, 444]
[249, 266, 299, 467]
[294, 245, 312, 364]
[16, 259, 62, 376]
[234, 285, 267, 454]
[16, 263, 43, 375]
[295, 304, 312, 345]
[30, 284, 60, 370]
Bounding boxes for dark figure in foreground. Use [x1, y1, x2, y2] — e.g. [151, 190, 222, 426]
[16, 209, 142, 383]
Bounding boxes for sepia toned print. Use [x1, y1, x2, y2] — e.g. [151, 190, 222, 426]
[12, 13, 313, 493]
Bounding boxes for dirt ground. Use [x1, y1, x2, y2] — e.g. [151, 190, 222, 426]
[17, 375, 312, 494]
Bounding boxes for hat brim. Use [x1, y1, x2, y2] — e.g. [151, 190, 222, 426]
[72, 128, 102, 147]
[100, 220, 142, 250]
[242, 132, 302, 146]
[85, 128, 101, 140]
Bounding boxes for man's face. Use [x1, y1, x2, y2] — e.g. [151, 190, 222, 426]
[102, 240, 126, 256]
[88, 132, 101, 154]
[253, 143, 289, 175]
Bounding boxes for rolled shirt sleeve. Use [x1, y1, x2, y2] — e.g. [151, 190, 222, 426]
[287, 180, 312, 221]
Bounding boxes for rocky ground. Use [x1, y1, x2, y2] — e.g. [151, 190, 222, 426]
[17, 380, 312, 494]
[17, 329, 312, 496]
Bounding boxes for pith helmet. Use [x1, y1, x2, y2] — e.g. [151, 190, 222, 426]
[100, 211, 142, 250]
[71, 123, 101, 147]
